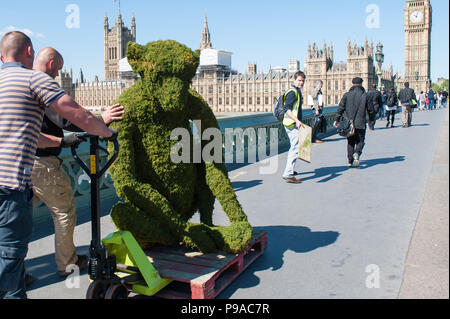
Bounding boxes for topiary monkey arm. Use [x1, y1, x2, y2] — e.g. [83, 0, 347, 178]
[187, 90, 250, 224]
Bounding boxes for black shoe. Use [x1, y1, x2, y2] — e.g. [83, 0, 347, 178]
[25, 273, 35, 287]
[386, 122, 390, 127]
[57, 255, 89, 278]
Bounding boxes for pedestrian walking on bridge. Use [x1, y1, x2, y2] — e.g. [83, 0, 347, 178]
[334, 77, 375, 167]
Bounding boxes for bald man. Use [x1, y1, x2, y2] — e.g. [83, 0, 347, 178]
[0, 31, 115, 299]
[30, 47, 124, 279]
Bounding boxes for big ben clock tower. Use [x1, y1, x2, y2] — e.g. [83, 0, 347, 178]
[404, 0, 432, 92]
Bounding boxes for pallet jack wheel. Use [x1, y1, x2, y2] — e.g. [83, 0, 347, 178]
[104, 283, 129, 299]
[86, 281, 107, 299]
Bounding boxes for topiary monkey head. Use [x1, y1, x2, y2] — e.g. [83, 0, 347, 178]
[127, 40, 200, 83]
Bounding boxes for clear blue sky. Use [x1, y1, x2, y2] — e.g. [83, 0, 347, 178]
[1, 0, 448, 82]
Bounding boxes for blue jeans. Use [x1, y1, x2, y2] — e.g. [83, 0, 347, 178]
[283, 125, 299, 178]
[378, 104, 385, 119]
[0, 185, 33, 299]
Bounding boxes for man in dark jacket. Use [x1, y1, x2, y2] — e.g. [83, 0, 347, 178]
[427, 88, 435, 110]
[311, 80, 324, 143]
[399, 82, 417, 127]
[367, 83, 382, 129]
[334, 77, 375, 167]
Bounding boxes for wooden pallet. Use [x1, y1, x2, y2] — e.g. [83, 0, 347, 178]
[144, 229, 267, 299]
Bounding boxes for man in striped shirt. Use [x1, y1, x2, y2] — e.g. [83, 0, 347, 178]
[0, 31, 115, 299]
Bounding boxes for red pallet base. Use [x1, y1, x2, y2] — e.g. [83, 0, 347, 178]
[144, 229, 267, 299]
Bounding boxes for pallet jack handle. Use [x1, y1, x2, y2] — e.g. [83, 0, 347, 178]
[71, 134, 119, 281]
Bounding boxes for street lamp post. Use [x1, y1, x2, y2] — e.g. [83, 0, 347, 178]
[375, 42, 384, 91]
[415, 71, 419, 92]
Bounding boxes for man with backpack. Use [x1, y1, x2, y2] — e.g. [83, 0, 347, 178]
[278, 71, 305, 184]
[385, 87, 398, 128]
[398, 82, 417, 127]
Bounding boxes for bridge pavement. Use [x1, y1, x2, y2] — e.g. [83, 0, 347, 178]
[25, 108, 449, 299]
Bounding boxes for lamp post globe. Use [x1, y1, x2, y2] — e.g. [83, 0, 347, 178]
[375, 42, 384, 90]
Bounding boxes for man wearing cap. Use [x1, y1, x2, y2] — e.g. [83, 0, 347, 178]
[334, 77, 375, 167]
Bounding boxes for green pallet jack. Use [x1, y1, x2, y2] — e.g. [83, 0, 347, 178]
[72, 135, 172, 299]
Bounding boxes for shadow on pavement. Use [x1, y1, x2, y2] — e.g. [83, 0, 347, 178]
[25, 245, 90, 292]
[298, 156, 406, 183]
[218, 225, 340, 298]
[232, 180, 263, 192]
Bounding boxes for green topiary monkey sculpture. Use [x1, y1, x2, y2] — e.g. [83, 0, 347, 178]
[108, 40, 253, 254]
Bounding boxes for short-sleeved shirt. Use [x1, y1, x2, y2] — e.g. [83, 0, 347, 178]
[0, 62, 66, 191]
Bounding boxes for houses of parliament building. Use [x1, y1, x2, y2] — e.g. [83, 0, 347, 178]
[58, 1, 432, 114]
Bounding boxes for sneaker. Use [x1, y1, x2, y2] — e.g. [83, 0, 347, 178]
[347, 162, 353, 168]
[352, 153, 360, 167]
[58, 255, 89, 278]
[386, 122, 389, 128]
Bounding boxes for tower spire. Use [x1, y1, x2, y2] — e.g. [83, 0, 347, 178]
[199, 12, 212, 50]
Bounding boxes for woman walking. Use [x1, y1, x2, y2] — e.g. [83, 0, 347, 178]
[385, 87, 398, 128]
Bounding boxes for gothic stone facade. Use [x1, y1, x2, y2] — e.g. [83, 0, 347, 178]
[56, 11, 137, 110]
[191, 39, 395, 113]
[56, 11, 401, 114]
[404, 0, 432, 93]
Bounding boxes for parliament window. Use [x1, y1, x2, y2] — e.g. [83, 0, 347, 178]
[273, 84, 278, 92]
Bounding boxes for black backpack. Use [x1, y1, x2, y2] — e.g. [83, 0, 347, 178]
[387, 93, 397, 107]
[273, 88, 296, 122]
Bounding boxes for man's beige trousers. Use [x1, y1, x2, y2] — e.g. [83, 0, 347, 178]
[402, 105, 413, 127]
[32, 156, 77, 272]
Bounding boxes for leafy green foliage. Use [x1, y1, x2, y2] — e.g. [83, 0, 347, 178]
[108, 40, 253, 254]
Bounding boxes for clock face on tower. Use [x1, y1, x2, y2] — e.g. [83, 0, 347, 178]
[410, 10, 424, 23]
